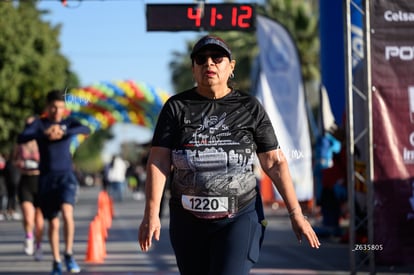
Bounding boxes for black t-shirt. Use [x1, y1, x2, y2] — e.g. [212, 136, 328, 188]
[152, 88, 279, 218]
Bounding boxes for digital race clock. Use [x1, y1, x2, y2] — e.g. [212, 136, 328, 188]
[146, 3, 256, 31]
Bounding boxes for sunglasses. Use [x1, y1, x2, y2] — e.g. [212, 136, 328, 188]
[193, 53, 227, 65]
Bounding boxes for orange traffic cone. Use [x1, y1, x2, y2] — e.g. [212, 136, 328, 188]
[97, 209, 109, 239]
[97, 191, 109, 210]
[98, 190, 114, 219]
[98, 190, 113, 231]
[84, 217, 105, 263]
[93, 216, 107, 258]
[98, 198, 112, 229]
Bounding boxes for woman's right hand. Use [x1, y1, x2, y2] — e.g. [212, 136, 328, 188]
[138, 215, 161, 252]
[138, 146, 171, 252]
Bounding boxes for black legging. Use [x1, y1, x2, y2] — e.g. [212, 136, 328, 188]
[5, 178, 18, 211]
[4, 161, 20, 211]
[0, 175, 7, 212]
[169, 199, 265, 275]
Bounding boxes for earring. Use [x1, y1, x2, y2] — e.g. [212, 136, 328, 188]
[230, 72, 234, 79]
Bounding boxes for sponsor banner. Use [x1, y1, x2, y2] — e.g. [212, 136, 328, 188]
[255, 15, 313, 201]
[370, 0, 414, 265]
[351, 0, 364, 69]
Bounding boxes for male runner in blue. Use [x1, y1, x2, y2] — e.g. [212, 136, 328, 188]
[18, 90, 90, 275]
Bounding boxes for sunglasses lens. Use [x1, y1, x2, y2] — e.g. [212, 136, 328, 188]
[212, 55, 224, 64]
[194, 54, 225, 65]
[195, 55, 207, 65]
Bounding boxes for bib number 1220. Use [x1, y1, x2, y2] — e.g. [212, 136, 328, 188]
[182, 195, 228, 212]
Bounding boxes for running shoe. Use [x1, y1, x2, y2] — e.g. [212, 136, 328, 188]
[11, 212, 22, 220]
[34, 246, 43, 261]
[64, 254, 81, 273]
[50, 261, 62, 275]
[24, 237, 34, 255]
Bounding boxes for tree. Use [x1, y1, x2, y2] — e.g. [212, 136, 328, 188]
[73, 129, 113, 172]
[169, 0, 319, 93]
[0, 1, 78, 153]
[170, 41, 194, 93]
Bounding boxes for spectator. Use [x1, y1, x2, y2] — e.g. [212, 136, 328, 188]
[106, 155, 129, 202]
[4, 150, 22, 221]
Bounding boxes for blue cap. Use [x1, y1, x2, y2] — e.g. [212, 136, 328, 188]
[191, 35, 232, 59]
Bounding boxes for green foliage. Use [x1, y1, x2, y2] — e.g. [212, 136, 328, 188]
[73, 129, 114, 172]
[170, 0, 319, 93]
[259, 0, 320, 81]
[0, 0, 78, 153]
[213, 31, 258, 92]
[170, 43, 194, 93]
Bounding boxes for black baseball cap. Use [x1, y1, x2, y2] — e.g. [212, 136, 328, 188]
[190, 35, 232, 60]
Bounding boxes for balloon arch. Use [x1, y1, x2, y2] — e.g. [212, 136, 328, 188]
[65, 80, 172, 152]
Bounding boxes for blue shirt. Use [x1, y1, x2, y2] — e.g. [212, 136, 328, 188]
[17, 117, 90, 173]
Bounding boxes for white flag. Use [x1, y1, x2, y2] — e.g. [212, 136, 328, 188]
[255, 15, 313, 201]
[319, 84, 338, 134]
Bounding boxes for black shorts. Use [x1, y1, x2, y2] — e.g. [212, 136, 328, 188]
[18, 174, 40, 207]
[39, 172, 79, 220]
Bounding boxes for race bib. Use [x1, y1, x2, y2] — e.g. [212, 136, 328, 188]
[24, 160, 39, 170]
[181, 195, 229, 213]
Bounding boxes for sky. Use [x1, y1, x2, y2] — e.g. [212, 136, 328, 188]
[37, 0, 262, 158]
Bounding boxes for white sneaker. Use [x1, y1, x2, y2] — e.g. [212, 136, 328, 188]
[34, 246, 43, 261]
[12, 212, 22, 220]
[24, 238, 34, 255]
[0, 213, 4, 221]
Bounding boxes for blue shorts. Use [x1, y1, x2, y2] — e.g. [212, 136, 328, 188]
[38, 171, 78, 220]
[169, 197, 265, 275]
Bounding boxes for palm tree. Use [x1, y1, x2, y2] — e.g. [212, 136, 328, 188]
[260, 0, 320, 81]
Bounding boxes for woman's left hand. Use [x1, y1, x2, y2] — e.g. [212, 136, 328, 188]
[290, 214, 321, 248]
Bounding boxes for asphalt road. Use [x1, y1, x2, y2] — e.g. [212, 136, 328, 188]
[0, 185, 412, 275]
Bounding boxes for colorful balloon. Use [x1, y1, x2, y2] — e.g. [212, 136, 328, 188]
[65, 80, 172, 152]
